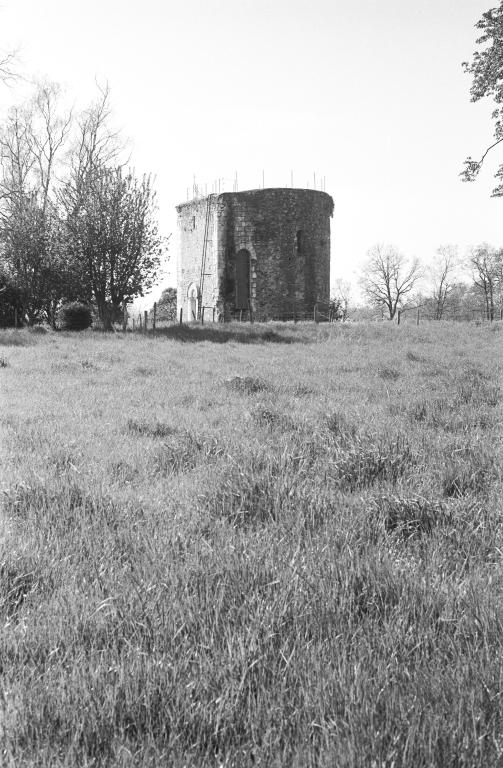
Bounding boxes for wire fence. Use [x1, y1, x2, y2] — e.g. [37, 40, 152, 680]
[122, 301, 503, 334]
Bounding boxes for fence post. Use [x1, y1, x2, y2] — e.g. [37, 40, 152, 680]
[179, 307, 183, 326]
[139, 313, 142, 331]
[144, 310, 148, 333]
[416, 308, 420, 326]
[122, 301, 127, 332]
[248, 300, 254, 324]
[201, 306, 205, 325]
[152, 302, 157, 336]
[239, 309, 243, 323]
[132, 318, 135, 333]
[14, 307, 18, 329]
[500, 307, 503, 321]
[314, 304, 319, 324]
[212, 307, 216, 323]
[397, 310, 401, 325]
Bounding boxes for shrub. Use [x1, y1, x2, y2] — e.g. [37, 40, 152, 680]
[58, 302, 92, 331]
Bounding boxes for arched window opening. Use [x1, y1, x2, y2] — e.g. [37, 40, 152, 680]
[187, 282, 199, 321]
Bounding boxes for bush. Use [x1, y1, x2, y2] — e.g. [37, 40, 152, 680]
[58, 302, 92, 331]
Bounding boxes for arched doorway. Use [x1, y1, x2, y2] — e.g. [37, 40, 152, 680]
[187, 283, 198, 321]
[235, 249, 251, 309]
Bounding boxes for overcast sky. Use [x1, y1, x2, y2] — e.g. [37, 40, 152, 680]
[1, 0, 501, 301]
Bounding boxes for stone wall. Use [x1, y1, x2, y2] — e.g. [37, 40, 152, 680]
[217, 189, 333, 319]
[176, 188, 333, 321]
[176, 196, 220, 319]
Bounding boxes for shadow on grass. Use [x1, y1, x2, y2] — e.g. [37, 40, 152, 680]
[142, 323, 307, 344]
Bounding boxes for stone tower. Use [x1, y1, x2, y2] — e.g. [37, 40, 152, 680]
[176, 188, 333, 321]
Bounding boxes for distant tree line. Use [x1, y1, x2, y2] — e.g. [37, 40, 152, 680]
[0, 81, 166, 330]
[332, 243, 503, 322]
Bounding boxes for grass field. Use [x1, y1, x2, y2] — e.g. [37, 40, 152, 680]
[1, 320, 503, 767]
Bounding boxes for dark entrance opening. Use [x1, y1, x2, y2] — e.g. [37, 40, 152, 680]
[235, 249, 251, 309]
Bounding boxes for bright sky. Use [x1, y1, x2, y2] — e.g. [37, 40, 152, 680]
[1, 0, 502, 302]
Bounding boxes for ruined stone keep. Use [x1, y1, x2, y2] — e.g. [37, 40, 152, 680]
[176, 188, 334, 321]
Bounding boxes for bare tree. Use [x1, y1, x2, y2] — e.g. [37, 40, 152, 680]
[0, 50, 19, 87]
[469, 244, 502, 320]
[359, 244, 422, 320]
[63, 82, 125, 216]
[30, 82, 72, 215]
[0, 83, 73, 325]
[430, 245, 459, 319]
[332, 278, 352, 320]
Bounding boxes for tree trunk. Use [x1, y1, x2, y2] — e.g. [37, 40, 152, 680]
[97, 300, 113, 331]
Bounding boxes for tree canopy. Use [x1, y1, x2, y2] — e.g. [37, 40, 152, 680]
[0, 82, 166, 328]
[462, 1, 503, 193]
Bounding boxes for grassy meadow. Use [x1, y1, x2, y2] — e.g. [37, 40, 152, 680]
[1, 320, 503, 767]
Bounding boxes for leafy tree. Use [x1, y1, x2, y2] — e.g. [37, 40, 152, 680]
[63, 165, 164, 330]
[462, 2, 503, 193]
[359, 244, 422, 320]
[151, 287, 177, 322]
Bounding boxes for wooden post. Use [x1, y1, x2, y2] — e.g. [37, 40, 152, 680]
[314, 304, 319, 324]
[239, 309, 243, 322]
[397, 310, 401, 325]
[201, 306, 205, 325]
[416, 308, 420, 326]
[212, 307, 216, 323]
[14, 307, 18, 329]
[122, 301, 127, 332]
[153, 302, 157, 336]
[179, 307, 183, 326]
[139, 313, 142, 331]
[144, 310, 148, 333]
[248, 300, 254, 324]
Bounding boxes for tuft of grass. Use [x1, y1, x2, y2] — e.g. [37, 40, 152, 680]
[442, 448, 497, 498]
[0, 556, 40, 619]
[326, 411, 358, 439]
[151, 432, 223, 476]
[373, 494, 449, 538]
[80, 358, 97, 370]
[0, 356, 8, 367]
[251, 405, 296, 431]
[378, 365, 400, 381]
[224, 375, 270, 394]
[406, 349, 427, 363]
[126, 418, 178, 438]
[327, 433, 415, 490]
